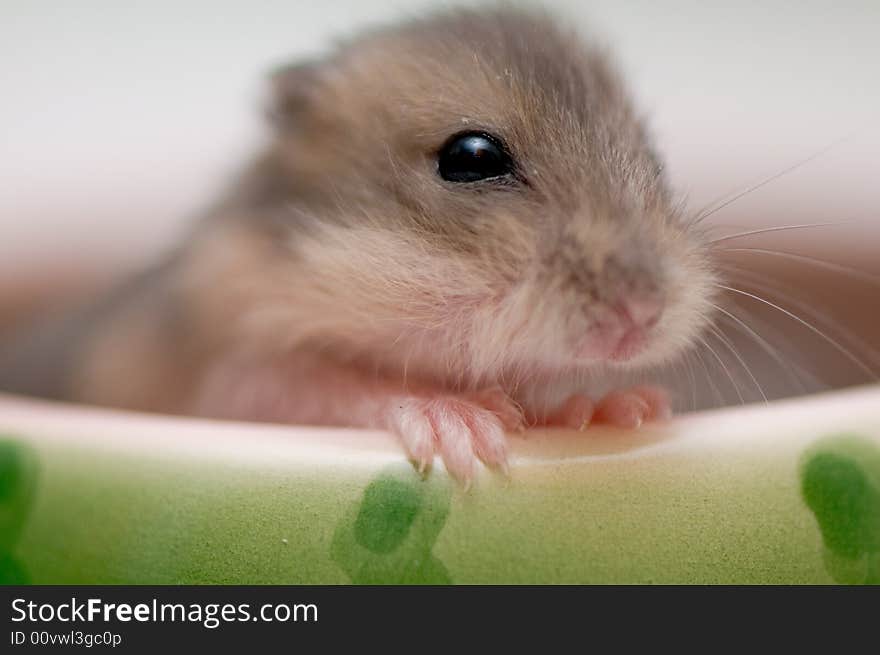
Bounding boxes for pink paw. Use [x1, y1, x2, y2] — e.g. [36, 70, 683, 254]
[592, 386, 672, 429]
[547, 386, 671, 430]
[464, 387, 527, 433]
[386, 393, 520, 486]
[546, 395, 595, 430]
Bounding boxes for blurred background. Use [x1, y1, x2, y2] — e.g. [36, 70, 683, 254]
[1, 0, 879, 409]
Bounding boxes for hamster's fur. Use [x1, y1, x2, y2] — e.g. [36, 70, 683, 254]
[0, 8, 718, 482]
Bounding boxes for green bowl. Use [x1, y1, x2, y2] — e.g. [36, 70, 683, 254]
[1, 386, 879, 584]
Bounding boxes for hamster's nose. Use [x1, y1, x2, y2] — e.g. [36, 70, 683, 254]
[575, 290, 666, 362]
[614, 293, 664, 331]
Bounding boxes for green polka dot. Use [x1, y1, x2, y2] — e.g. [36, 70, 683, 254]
[800, 435, 880, 584]
[332, 466, 452, 584]
[0, 437, 39, 584]
[354, 475, 422, 554]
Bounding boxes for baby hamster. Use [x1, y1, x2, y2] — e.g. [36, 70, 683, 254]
[0, 7, 717, 483]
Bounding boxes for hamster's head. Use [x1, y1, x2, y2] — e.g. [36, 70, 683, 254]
[265, 8, 717, 386]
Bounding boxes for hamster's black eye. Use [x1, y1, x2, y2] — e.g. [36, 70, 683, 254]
[437, 132, 514, 183]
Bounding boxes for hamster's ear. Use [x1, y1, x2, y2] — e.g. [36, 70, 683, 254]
[267, 60, 322, 130]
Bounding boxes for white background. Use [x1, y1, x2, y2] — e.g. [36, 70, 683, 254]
[2, 0, 879, 268]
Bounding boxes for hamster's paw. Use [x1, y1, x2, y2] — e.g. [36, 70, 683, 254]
[385, 395, 513, 486]
[548, 386, 671, 430]
[592, 385, 672, 429]
[546, 394, 595, 430]
[464, 386, 527, 433]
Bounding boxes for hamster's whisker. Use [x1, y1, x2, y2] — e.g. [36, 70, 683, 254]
[708, 220, 861, 245]
[693, 346, 725, 409]
[711, 303, 807, 394]
[671, 356, 694, 411]
[685, 353, 700, 411]
[671, 354, 696, 411]
[716, 284, 878, 381]
[707, 325, 767, 403]
[692, 137, 849, 225]
[718, 247, 880, 287]
[720, 262, 880, 370]
[696, 334, 745, 405]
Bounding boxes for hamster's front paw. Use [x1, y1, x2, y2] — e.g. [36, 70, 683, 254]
[385, 393, 521, 486]
[463, 386, 527, 433]
[548, 385, 671, 430]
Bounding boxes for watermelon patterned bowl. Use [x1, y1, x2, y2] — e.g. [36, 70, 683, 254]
[1, 385, 879, 584]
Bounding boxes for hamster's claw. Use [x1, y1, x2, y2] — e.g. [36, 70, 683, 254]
[465, 386, 527, 432]
[388, 398, 436, 474]
[546, 395, 595, 431]
[546, 386, 671, 431]
[592, 385, 672, 429]
[386, 395, 513, 486]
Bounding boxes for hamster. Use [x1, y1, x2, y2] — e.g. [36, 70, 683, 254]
[0, 7, 718, 483]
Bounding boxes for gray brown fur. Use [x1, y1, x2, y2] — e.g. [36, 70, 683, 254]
[0, 7, 716, 414]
